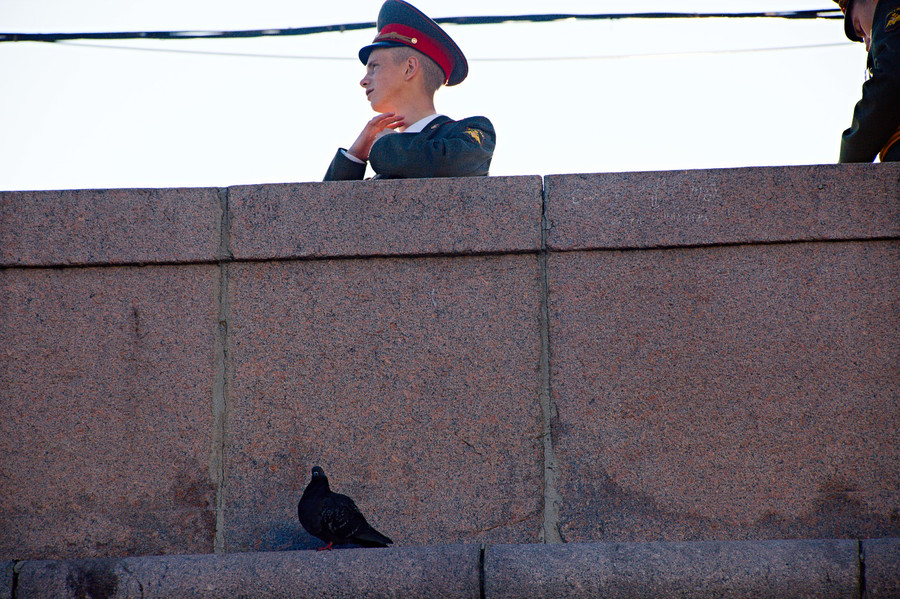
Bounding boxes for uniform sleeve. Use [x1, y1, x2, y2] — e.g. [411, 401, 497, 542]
[839, 3, 900, 163]
[323, 148, 367, 181]
[368, 117, 495, 178]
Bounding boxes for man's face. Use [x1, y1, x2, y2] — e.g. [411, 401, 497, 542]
[360, 48, 407, 113]
[849, 0, 878, 50]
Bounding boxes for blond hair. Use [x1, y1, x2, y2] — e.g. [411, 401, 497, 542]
[387, 46, 446, 95]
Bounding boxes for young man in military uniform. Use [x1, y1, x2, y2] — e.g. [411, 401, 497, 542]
[324, 0, 495, 180]
[835, 0, 900, 162]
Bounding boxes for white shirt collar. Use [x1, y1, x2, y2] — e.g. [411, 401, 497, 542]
[403, 113, 444, 133]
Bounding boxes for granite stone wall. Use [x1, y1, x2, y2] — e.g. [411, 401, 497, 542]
[12, 538, 899, 599]
[1, 164, 897, 561]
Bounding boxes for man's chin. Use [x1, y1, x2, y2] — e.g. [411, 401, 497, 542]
[369, 100, 393, 114]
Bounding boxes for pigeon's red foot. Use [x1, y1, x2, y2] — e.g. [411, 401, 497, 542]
[316, 542, 334, 551]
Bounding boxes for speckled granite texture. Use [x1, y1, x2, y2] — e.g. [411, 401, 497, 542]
[1, 164, 897, 563]
[229, 175, 543, 260]
[223, 255, 544, 551]
[863, 538, 900, 599]
[15, 545, 481, 599]
[485, 539, 860, 599]
[0, 561, 11, 599]
[14, 539, 889, 599]
[545, 163, 900, 250]
[0, 187, 223, 267]
[0, 266, 221, 559]
[549, 241, 900, 542]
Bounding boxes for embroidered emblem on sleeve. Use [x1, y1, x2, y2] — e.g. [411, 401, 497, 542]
[887, 8, 900, 31]
[464, 128, 485, 145]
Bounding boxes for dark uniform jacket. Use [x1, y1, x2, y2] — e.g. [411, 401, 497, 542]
[324, 115, 495, 180]
[840, 0, 900, 162]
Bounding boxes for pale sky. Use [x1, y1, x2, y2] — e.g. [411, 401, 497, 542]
[0, 1, 868, 191]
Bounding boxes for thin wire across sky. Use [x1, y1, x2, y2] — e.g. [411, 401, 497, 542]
[46, 40, 852, 62]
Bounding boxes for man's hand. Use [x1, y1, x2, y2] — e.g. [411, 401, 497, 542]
[347, 112, 405, 162]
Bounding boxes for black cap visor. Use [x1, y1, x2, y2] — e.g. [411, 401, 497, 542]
[843, 0, 863, 42]
[359, 40, 408, 65]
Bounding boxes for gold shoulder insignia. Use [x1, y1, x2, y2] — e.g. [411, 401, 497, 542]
[887, 8, 900, 31]
[464, 128, 485, 145]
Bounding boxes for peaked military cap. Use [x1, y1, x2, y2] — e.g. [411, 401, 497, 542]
[834, 0, 863, 42]
[359, 0, 469, 86]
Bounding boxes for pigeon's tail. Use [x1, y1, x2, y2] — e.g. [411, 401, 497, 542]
[354, 526, 393, 548]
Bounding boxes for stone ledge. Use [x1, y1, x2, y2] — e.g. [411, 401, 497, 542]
[545, 163, 900, 251]
[6, 163, 897, 269]
[0, 561, 11, 599]
[0, 187, 223, 267]
[228, 175, 543, 260]
[486, 539, 862, 599]
[14, 544, 481, 599]
[12, 538, 900, 599]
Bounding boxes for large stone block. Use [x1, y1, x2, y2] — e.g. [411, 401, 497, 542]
[545, 163, 900, 251]
[863, 537, 900, 599]
[0, 265, 221, 559]
[15, 545, 481, 599]
[223, 255, 544, 551]
[485, 539, 860, 598]
[228, 176, 543, 260]
[549, 241, 900, 542]
[0, 188, 223, 267]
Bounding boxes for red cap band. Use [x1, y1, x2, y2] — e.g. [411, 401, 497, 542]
[374, 23, 453, 83]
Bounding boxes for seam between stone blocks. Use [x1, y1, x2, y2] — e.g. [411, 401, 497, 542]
[212, 263, 230, 554]
[538, 176, 562, 543]
[212, 188, 233, 554]
[478, 544, 486, 599]
[11, 560, 22, 598]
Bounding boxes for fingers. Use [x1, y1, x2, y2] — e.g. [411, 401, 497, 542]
[368, 112, 405, 131]
[347, 113, 406, 162]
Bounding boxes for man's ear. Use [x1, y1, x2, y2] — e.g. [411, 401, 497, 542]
[404, 55, 420, 81]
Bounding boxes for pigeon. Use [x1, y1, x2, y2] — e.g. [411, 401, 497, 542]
[298, 466, 393, 550]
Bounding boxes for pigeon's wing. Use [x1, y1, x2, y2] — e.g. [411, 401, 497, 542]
[353, 525, 393, 547]
[320, 493, 368, 541]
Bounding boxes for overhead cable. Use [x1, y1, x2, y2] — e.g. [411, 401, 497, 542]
[52, 40, 855, 61]
[0, 9, 843, 43]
